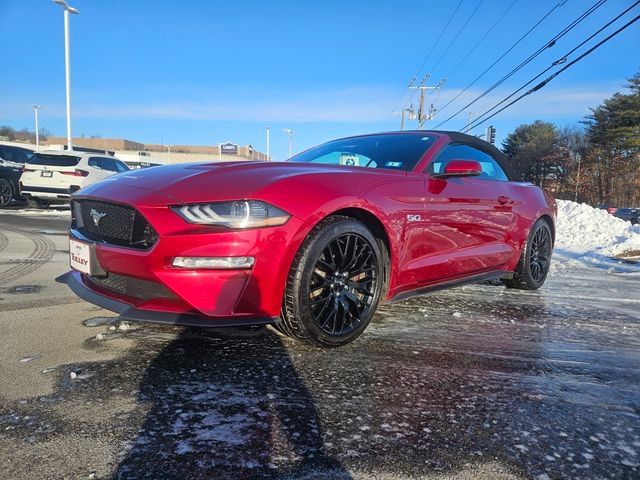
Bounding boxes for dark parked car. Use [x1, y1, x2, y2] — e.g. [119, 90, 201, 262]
[614, 208, 639, 225]
[0, 143, 35, 207]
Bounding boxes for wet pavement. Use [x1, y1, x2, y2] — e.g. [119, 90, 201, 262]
[0, 211, 639, 479]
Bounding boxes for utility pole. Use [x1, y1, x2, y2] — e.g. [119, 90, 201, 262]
[467, 112, 474, 134]
[32, 105, 41, 151]
[409, 75, 445, 129]
[574, 155, 581, 202]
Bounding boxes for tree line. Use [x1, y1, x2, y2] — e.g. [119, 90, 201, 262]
[502, 72, 640, 207]
[0, 126, 50, 144]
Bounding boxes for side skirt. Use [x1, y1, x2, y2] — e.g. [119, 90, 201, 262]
[389, 270, 513, 303]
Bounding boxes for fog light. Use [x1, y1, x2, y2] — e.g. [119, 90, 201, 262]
[172, 256, 255, 269]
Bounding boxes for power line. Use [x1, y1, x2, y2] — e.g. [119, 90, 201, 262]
[432, 0, 568, 126]
[460, 13, 640, 131]
[388, 0, 464, 119]
[414, 0, 465, 77]
[465, 0, 640, 131]
[444, 0, 519, 80]
[435, 0, 607, 129]
[428, 0, 485, 75]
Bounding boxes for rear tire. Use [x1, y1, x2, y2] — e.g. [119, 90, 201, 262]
[504, 218, 553, 290]
[278, 216, 385, 348]
[0, 178, 14, 208]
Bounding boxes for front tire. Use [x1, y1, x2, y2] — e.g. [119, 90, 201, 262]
[504, 218, 553, 290]
[278, 216, 385, 347]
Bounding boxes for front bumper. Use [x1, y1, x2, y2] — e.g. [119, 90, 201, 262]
[56, 270, 279, 327]
[62, 189, 310, 323]
[21, 186, 72, 201]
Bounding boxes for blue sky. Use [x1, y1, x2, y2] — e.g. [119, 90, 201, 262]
[0, 0, 638, 160]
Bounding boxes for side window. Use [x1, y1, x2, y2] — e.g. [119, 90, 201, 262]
[0, 146, 30, 164]
[88, 157, 102, 169]
[114, 160, 129, 173]
[100, 157, 119, 172]
[426, 144, 509, 181]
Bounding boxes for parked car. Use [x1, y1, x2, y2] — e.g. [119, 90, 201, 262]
[20, 151, 130, 208]
[58, 131, 556, 347]
[0, 143, 35, 207]
[613, 207, 639, 225]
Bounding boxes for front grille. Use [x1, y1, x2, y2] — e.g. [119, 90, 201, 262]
[72, 200, 158, 249]
[88, 273, 177, 300]
[91, 272, 127, 294]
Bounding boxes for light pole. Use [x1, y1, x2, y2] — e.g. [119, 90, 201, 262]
[266, 126, 270, 161]
[283, 128, 293, 159]
[32, 105, 41, 151]
[53, 0, 79, 151]
[466, 112, 474, 134]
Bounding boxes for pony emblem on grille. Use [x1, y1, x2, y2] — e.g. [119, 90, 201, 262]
[90, 208, 107, 227]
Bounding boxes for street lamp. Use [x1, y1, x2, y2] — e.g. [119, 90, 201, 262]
[32, 105, 41, 151]
[53, 0, 79, 151]
[266, 126, 270, 161]
[283, 128, 293, 159]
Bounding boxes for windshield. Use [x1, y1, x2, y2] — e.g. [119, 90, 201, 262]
[28, 153, 81, 167]
[289, 134, 438, 171]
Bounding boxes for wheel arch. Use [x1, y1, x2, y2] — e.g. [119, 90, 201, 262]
[538, 214, 555, 245]
[330, 207, 391, 258]
[323, 206, 394, 301]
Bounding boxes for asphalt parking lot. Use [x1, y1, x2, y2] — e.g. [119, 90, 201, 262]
[0, 209, 639, 480]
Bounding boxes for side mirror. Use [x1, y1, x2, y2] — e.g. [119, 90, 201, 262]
[433, 159, 482, 179]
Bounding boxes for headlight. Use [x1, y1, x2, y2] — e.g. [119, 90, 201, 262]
[172, 200, 291, 228]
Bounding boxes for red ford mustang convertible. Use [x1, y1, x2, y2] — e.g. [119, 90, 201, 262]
[58, 131, 555, 347]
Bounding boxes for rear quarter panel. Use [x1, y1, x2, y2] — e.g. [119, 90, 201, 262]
[504, 183, 556, 270]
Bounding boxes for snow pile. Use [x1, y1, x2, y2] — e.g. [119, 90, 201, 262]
[555, 200, 640, 256]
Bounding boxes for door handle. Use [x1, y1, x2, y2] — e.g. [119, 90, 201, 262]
[498, 196, 513, 205]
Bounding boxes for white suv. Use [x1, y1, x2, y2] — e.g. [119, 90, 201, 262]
[19, 151, 130, 208]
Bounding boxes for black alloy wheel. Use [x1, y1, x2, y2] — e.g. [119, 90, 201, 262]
[307, 233, 378, 337]
[0, 179, 13, 207]
[528, 225, 552, 283]
[504, 218, 553, 290]
[279, 216, 386, 347]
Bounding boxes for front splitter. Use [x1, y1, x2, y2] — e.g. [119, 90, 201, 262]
[56, 270, 280, 328]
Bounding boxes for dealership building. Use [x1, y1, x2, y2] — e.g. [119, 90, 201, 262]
[44, 137, 269, 165]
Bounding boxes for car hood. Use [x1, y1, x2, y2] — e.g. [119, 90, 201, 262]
[77, 161, 388, 205]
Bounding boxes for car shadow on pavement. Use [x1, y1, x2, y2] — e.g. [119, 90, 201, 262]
[113, 326, 353, 480]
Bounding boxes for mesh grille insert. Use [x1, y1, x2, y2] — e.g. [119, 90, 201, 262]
[72, 200, 158, 249]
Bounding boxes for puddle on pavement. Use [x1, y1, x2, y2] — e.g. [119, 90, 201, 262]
[83, 316, 119, 327]
[5, 285, 43, 294]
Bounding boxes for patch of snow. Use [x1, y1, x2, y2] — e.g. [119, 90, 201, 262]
[83, 316, 118, 327]
[19, 355, 40, 363]
[0, 207, 70, 216]
[556, 200, 640, 257]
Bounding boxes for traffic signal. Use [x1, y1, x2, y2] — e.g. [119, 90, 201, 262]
[486, 125, 496, 144]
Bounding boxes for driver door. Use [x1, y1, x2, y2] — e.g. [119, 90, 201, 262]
[417, 143, 515, 283]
